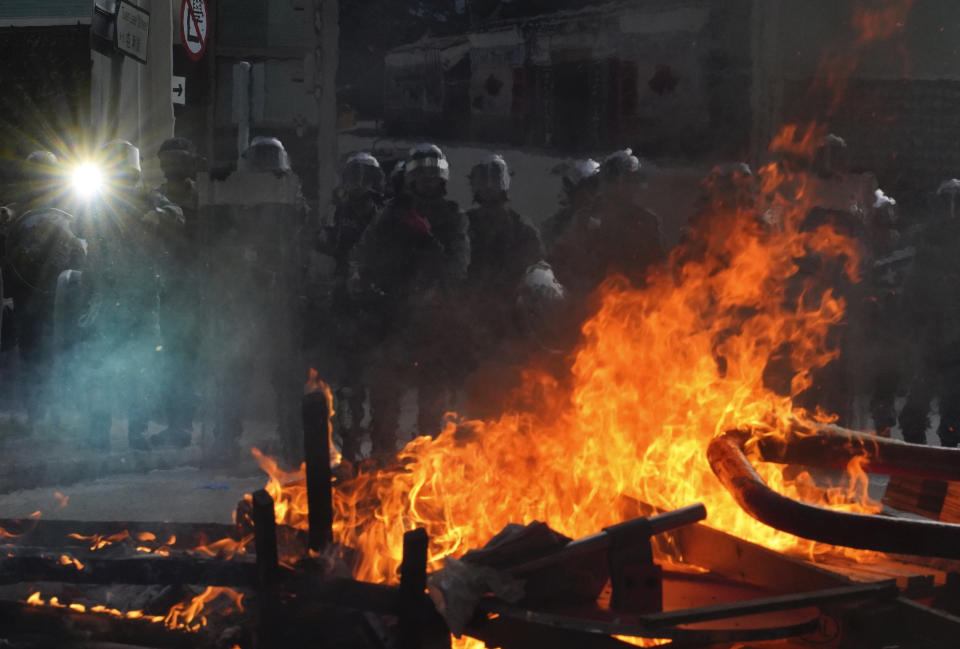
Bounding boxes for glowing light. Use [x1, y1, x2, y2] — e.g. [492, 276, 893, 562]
[70, 162, 104, 199]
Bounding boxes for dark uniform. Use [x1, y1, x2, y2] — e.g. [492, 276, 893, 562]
[350, 144, 469, 453]
[898, 213, 960, 446]
[150, 138, 201, 447]
[549, 150, 666, 302]
[858, 193, 907, 436]
[1, 152, 84, 428]
[3, 207, 86, 426]
[541, 158, 600, 252]
[76, 141, 184, 450]
[312, 153, 384, 461]
[461, 155, 544, 417]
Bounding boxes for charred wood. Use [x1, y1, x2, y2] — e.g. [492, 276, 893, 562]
[474, 600, 821, 644]
[508, 504, 706, 575]
[251, 490, 279, 589]
[302, 390, 334, 551]
[0, 553, 261, 586]
[709, 431, 960, 559]
[398, 528, 429, 649]
[0, 519, 238, 551]
[0, 600, 198, 649]
[750, 421, 960, 482]
[636, 580, 897, 627]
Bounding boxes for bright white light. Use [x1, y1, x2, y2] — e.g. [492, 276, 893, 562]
[71, 162, 104, 199]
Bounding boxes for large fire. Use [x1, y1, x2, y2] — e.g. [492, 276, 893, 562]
[259, 120, 879, 592]
[12, 4, 919, 645]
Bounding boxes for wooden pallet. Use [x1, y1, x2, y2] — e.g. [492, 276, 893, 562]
[883, 475, 960, 523]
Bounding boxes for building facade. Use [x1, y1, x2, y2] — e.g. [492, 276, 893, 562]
[384, 0, 754, 157]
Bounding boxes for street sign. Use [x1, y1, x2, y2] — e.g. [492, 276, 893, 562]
[181, 0, 209, 62]
[116, 1, 150, 64]
[172, 75, 187, 105]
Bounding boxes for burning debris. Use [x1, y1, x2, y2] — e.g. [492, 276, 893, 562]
[5, 4, 960, 648]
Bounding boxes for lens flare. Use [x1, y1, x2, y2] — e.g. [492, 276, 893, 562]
[70, 162, 104, 199]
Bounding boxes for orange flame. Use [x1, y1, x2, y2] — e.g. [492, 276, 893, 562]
[53, 492, 69, 510]
[24, 584, 244, 633]
[852, 0, 914, 42]
[191, 535, 253, 560]
[239, 125, 882, 597]
[163, 586, 245, 631]
[307, 368, 343, 467]
[68, 530, 131, 551]
[58, 555, 85, 571]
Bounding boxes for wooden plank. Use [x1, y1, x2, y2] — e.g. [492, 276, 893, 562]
[883, 476, 960, 524]
[669, 522, 850, 591]
[636, 580, 898, 628]
[398, 528, 429, 649]
[252, 490, 279, 589]
[0, 600, 196, 649]
[0, 554, 257, 587]
[0, 519, 238, 551]
[302, 391, 333, 551]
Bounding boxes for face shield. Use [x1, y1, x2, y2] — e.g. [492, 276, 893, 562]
[240, 137, 291, 174]
[158, 149, 197, 181]
[405, 155, 450, 183]
[470, 157, 511, 195]
[342, 162, 385, 194]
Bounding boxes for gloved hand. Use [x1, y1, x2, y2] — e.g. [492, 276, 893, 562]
[400, 208, 432, 236]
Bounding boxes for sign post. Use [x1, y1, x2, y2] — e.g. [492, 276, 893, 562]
[181, 0, 209, 62]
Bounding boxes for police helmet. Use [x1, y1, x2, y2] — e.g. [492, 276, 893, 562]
[101, 140, 142, 187]
[26, 150, 59, 167]
[600, 148, 641, 183]
[389, 160, 406, 196]
[469, 153, 511, 193]
[157, 137, 197, 179]
[813, 134, 850, 177]
[404, 143, 449, 185]
[551, 158, 600, 196]
[516, 261, 570, 352]
[341, 152, 384, 193]
[22, 150, 60, 184]
[240, 136, 291, 174]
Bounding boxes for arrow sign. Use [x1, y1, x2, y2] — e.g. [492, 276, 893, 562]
[172, 75, 186, 105]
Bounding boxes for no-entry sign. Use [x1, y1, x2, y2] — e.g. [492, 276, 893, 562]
[181, 0, 208, 61]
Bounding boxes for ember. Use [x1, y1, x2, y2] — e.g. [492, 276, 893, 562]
[163, 586, 245, 631]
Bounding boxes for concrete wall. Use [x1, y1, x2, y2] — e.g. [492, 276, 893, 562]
[751, 0, 960, 193]
[90, 0, 175, 188]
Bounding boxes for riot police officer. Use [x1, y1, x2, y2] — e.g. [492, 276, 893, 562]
[75, 140, 183, 450]
[549, 149, 665, 304]
[464, 156, 542, 352]
[149, 137, 200, 448]
[466, 154, 542, 292]
[541, 158, 600, 249]
[898, 180, 960, 447]
[350, 143, 470, 455]
[2, 151, 86, 430]
[313, 152, 386, 461]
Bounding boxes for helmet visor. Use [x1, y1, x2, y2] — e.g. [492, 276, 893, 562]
[406, 155, 450, 180]
[342, 164, 384, 192]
